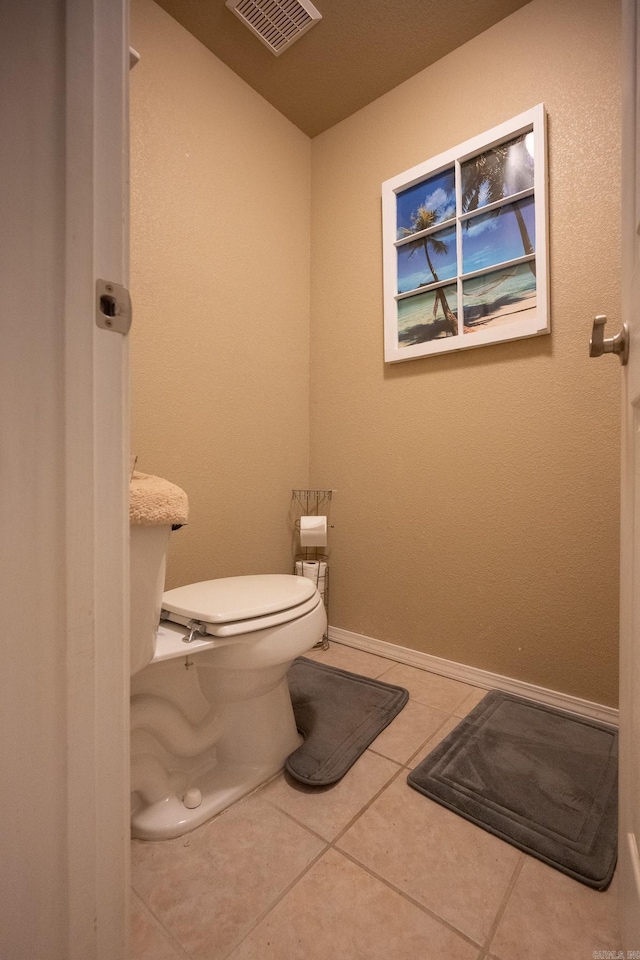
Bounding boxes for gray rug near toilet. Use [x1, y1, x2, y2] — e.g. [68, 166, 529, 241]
[407, 690, 618, 889]
[286, 657, 409, 785]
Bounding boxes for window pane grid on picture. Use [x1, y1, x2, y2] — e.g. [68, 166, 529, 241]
[381, 104, 548, 362]
[393, 130, 537, 332]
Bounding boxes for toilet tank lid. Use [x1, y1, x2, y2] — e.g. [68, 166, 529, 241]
[162, 574, 317, 624]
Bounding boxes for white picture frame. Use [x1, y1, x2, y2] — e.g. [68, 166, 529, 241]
[382, 104, 549, 363]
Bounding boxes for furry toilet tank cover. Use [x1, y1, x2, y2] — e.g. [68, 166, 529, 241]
[129, 471, 188, 528]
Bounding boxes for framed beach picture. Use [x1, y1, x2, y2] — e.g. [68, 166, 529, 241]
[382, 104, 549, 363]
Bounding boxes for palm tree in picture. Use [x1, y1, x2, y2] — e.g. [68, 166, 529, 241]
[462, 137, 536, 276]
[400, 205, 457, 336]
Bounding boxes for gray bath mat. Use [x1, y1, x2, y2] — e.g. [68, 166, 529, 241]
[286, 657, 409, 786]
[407, 690, 617, 889]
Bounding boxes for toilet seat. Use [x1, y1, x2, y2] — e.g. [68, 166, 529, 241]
[161, 574, 321, 638]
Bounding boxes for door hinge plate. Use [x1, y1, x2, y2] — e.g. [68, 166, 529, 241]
[96, 279, 132, 335]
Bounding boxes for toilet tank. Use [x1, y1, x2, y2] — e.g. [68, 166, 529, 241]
[129, 470, 188, 675]
[130, 523, 172, 675]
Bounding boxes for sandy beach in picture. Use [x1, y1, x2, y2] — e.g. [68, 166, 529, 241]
[462, 261, 537, 333]
[464, 296, 536, 333]
[397, 285, 458, 346]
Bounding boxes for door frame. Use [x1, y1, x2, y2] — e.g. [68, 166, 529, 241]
[1, 0, 129, 956]
[65, 0, 130, 955]
[618, 0, 640, 948]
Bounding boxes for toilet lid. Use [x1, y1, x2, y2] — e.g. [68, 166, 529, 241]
[162, 574, 317, 625]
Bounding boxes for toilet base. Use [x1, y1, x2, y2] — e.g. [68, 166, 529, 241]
[129, 600, 327, 840]
[131, 753, 294, 840]
[130, 665, 305, 840]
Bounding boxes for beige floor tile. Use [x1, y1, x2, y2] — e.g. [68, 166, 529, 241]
[376, 663, 478, 712]
[131, 794, 324, 960]
[368, 699, 449, 765]
[453, 685, 491, 717]
[258, 749, 400, 840]
[490, 856, 620, 960]
[305, 643, 396, 678]
[337, 776, 521, 944]
[408, 714, 463, 766]
[131, 893, 185, 960]
[227, 848, 481, 960]
[406, 692, 493, 770]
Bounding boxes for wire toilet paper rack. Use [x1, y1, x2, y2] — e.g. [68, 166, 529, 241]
[291, 489, 333, 650]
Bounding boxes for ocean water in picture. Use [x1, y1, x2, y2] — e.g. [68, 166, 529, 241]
[398, 285, 458, 346]
[463, 261, 536, 332]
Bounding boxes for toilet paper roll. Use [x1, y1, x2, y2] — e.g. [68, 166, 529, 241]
[299, 515, 327, 548]
[295, 560, 328, 598]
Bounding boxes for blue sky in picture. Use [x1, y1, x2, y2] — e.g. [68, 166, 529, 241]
[462, 196, 535, 274]
[396, 167, 456, 238]
[397, 225, 457, 293]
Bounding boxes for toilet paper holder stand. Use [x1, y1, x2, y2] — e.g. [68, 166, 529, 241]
[291, 488, 333, 513]
[291, 489, 334, 651]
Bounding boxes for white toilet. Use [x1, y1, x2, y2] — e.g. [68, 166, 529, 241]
[129, 487, 326, 841]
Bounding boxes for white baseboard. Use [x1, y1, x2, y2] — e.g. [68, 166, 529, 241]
[328, 625, 619, 726]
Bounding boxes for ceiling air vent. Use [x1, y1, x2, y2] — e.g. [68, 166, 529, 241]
[225, 0, 322, 56]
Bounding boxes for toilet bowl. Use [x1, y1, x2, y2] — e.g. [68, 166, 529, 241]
[129, 522, 326, 841]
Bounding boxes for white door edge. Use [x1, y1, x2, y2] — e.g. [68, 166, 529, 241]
[65, 0, 130, 956]
[618, 0, 640, 948]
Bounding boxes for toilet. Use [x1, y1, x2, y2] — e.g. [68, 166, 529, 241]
[129, 473, 326, 840]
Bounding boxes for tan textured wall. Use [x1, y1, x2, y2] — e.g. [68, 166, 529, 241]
[131, 0, 621, 706]
[130, 0, 311, 589]
[310, 0, 621, 705]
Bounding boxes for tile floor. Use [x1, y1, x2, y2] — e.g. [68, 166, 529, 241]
[131, 642, 621, 960]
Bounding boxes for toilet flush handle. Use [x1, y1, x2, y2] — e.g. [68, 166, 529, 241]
[183, 619, 208, 644]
